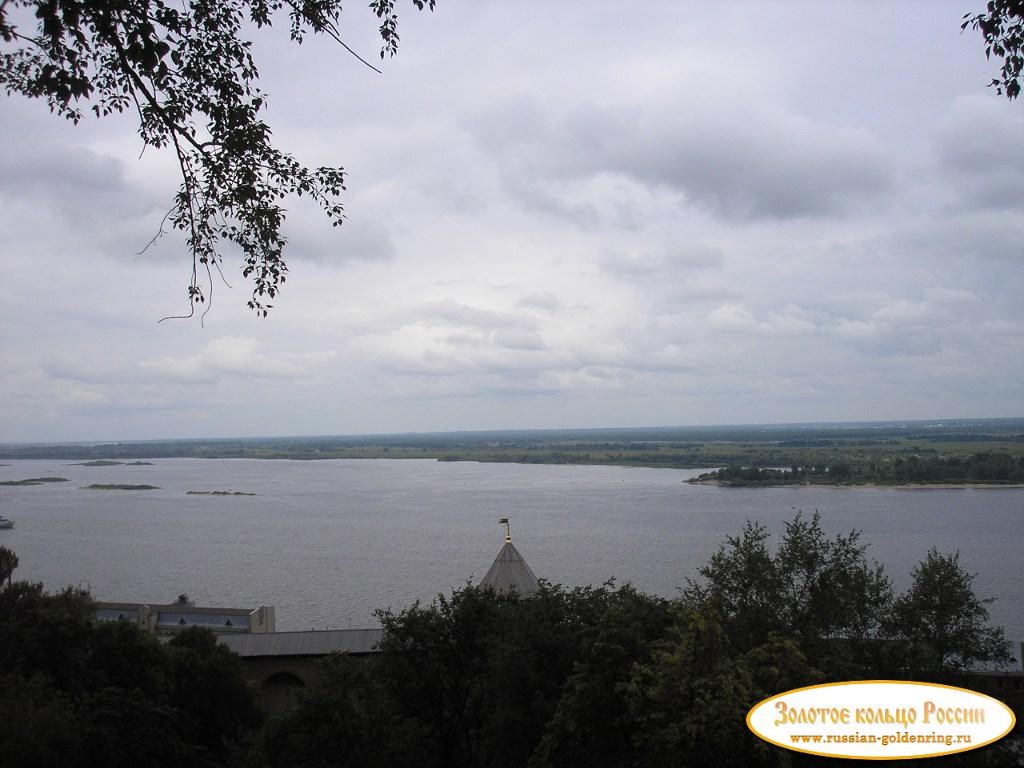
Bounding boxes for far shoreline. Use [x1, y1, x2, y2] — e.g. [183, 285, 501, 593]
[687, 478, 1024, 490]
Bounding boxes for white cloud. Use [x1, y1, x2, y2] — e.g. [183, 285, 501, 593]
[142, 337, 307, 383]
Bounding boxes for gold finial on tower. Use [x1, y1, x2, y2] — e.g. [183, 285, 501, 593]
[498, 517, 511, 542]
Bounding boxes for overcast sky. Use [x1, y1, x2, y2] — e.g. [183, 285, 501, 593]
[1, 1, 1022, 443]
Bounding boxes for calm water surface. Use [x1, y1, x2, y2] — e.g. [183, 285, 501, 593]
[1, 459, 1021, 645]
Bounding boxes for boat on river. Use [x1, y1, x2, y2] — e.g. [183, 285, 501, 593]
[0, 517, 14, 529]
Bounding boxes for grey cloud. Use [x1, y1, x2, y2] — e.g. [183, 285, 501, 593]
[377, 353, 617, 396]
[600, 243, 724, 280]
[468, 92, 549, 160]
[830, 317, 944, 358]
[422, 300, 538, 332]
[432, 315, 548, 351]
[445, 332, 484, 348]
[500, 172, 603, 226]
[658, 278, 743, 307]
[464, 97, 609, 224]
[935, 96, 1024, 212]
[895, 212, 1024, 264]
[41, 357, 124, 386]
[360, 299, 553, 383]
[0, 138, 158, 225]
[470, 94, 893, 222]
[599, 112, 892, 220]
[286, 214, 398, 264]
[516, 292, 562, 313]
[492, 328, 546, 351]
[141, 337, 307, 383]
[599, 244, 736, 316]
[823, 297, 973, 358]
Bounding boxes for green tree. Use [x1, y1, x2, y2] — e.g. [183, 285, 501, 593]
[889, 548, 1012, 676]
[0, 674, 84, 768]
[0, 580, 98, 691]
[963, 1, 1024, 99]
[260, 582, 675, 768]
[0, 0, 435, 317]
[531, 585, 672, 768]
[166, 626, 263, 758]
[0, 575, 260, 768]
[625, 602, 818, 768]
[683, 511, 892, 677]
[828, 461, 851, 481]
[0, 545, 17, 587]
[263, 653, 428, 768]
[375, 583, 595, 768]
[348, 581, 672, 768]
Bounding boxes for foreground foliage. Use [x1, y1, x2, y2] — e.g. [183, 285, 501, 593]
[0, 563, 260, 768]
[0, 510, 1016, 767]
[261, 513, 1014, 768]
[964, 0, 1024, 100]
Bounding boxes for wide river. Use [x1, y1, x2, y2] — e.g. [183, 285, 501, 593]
[1, 458, 1021, 651]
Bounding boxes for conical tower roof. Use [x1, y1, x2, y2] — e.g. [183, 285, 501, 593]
[480, 522, 538, 595]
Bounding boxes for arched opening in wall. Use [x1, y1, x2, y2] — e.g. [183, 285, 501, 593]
[261, 671, 306, 717]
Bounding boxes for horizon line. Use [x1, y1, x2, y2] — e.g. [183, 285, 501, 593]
[3, 415, 1023, 449]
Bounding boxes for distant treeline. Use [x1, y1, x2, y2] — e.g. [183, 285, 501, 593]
[4, 421, 1024, 487]
[3, 418, 1023, 461]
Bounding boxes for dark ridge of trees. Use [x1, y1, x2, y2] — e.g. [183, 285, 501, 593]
[0, 513, 1018, 767]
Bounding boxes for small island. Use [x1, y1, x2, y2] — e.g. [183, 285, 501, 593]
[82, 483, 160, 491]
[0, 477, 69, 486]
[72, 460, 154, 466]
[186, 490, 257, 496]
